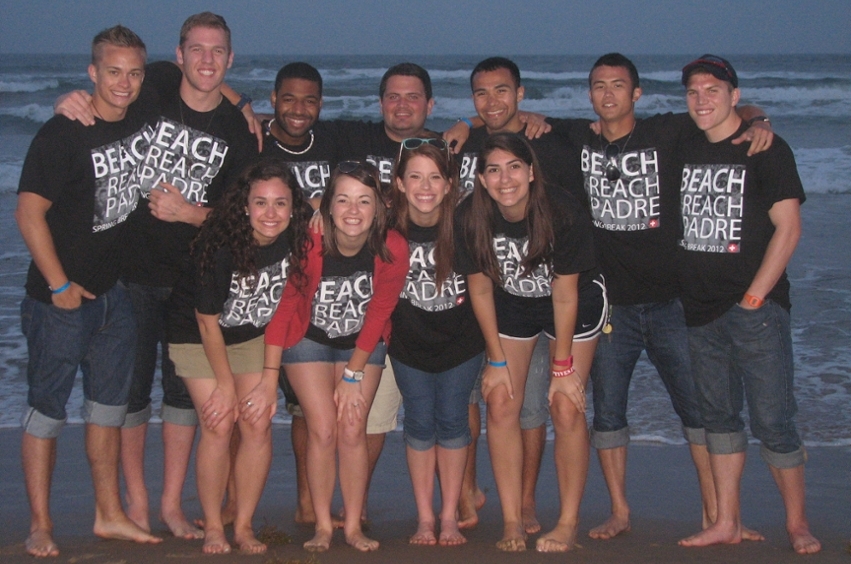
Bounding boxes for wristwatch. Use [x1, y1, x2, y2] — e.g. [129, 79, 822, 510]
[342, 366, 365, 383]
[747, 115, 770, 127]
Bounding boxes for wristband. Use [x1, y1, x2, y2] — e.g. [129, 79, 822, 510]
[341, 375, 358, 383]
[552, 356, 573, 368]
[552, 367, 576, 378]
[263, 366, 279, 371]
[458, 117, 473, 129]
[746, 115, 770, 127]
[743, 293, 765, 308]
[50, 281, 71, 295]
[488, 359, 507, 368]
[236, 92, 253, 111]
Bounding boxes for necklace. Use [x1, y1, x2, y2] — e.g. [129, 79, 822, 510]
[91, 100, 106, 121]
[178, 97, 219, 132]
[600, 122, 636, 182]
[265, 120, 315, 155]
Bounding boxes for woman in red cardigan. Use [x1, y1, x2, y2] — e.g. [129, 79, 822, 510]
[258, 161, 407, 553]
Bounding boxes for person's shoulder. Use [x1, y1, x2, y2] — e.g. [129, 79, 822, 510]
[386, 228, 408, 250]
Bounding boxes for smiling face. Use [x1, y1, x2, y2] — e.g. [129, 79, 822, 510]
[478, 148, 534, 221]
[472, 68, 525, 133]
[686, 72, 741, 142]
[397, 154, 450, 227]
[330, 175, 377, 247]
[176, 25, 233, 95]
[588, 64, 641, 125]
[87, 45, 146, 121]
[247, 177, 293, 246]
[271, 77, 322, 145]
[379, 75, 433, 141]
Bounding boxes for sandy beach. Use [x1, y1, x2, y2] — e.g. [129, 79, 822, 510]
[0, 425, 848, 564]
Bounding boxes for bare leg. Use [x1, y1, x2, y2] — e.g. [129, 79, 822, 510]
[769, 464, 820, 554]
[536, 338, 595, 553]
[436, 445, 467, 546]
[679, 451, 745, 547]
[220, 427, 239, 526]
[588, 446, 630, 539]
[231, 373, 272, 554]
[160, 421, 203, 538]
[87, 424, 162, 545]
[406, 446, 437, 545]
[291, 415, 315, 524]
[487, 337, 535, 552]
[183, 379, 233, 554]
[363, 432, 385, 522]
[120, 423, 150, 532]
[458, 402, 485, 529]
[520, 424, 544, 534]
[22, 432, 59, 558]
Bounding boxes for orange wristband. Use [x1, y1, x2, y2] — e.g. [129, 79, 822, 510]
[743, 293, 764, 308]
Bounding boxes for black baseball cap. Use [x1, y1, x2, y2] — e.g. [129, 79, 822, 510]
[681, 54, 738, 88]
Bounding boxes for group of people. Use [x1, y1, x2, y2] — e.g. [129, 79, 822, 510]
[16, 9, 822, 559]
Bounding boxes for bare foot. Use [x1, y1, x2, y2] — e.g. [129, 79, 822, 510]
[304, 529, 332, 552]
[521, 506, 541, 535]
[679, 522, 741, 547]
[789, 526, 821, 554]
[741, 525, 764, 542]
[93, 515, 162, 544]
[194, 502, 236, 530]
[346, 529, 379, 552]
[202, 528, 231, 554]
[409, 520, 437, 545]
[161, 509, 204, 540]
[295, 506, 345, 529]
[234, 527, 267, 554]
[496, 522, 526, 552]
[588, 513, 631, 540]
[536, 522, 579, 552]
[25, 529, 59, 558]
[458, 487, 485, 530]
[438, 517, 467, 546]
[125, 496, 150, 533]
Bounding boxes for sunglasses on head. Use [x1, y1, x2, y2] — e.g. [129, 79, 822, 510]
[691, 57, 735, 81]
[397, 137, 450, 163]
[336, 160, 365, 174]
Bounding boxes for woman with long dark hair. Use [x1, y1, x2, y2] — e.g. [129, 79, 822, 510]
[263, 160, 408, 552]
[458, 133, 606, 552]
[167, 158, 311, 554]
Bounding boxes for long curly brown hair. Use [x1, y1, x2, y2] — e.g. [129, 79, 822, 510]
[194, 158, 313, 290]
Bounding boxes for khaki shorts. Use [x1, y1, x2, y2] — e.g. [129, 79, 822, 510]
[366, 363, 401, 434]
[170, 335, 265, 379]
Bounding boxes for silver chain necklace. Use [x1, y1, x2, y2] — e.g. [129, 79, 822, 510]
[265, 120, 315, 155]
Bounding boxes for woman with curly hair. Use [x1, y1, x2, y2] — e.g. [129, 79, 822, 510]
[457, 133, 606, 552]
[263, 160, 408, 553]
[166, 158, 311, 555]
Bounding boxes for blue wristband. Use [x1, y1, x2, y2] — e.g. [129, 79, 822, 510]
[341, 375, 358, 383]
[459, 117, 474, 128]
[51, 281, 71, 295]
[488, 359, 507, 368]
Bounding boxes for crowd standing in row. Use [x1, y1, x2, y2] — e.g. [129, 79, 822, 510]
[16, 10, 821, 558]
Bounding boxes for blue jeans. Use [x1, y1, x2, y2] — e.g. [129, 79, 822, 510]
[282, 337, 387, 366]
[591, 299, 704, 449]
[20, 283, 135, 438]
[688, 301, 804, 469]
[391, 353, 484, 451]
[125, 282, 196, 427]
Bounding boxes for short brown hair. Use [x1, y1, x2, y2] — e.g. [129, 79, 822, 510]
[179, 12, 231, 52]
[91, 25, 146, 65]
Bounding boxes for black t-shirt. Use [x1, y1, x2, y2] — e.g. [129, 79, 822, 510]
[305, 245, 376, 350]
[389, 223, 485, 372]
[456, 185, 598, 313]
[260, 120, 341, 201]
[551, 113, 700, 305]
[167, 235, 290, 345]
[19, 107, 154, 303]
[677, 123, 805, 327]
[333, 120, 400, 186]
[462, 126, 579, 203]
[123, 61, 259, 287]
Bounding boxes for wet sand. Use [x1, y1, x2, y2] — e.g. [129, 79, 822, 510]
[0, 425, 848, 563]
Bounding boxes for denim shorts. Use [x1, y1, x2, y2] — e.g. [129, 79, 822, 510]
[20, 283, 135, 438]
[282, 337, 387, 366]
[392, 352, 483, 450]
[124, 282, 196, 428]
[590, 299, 704, 450]
[688, 301, 804, 469]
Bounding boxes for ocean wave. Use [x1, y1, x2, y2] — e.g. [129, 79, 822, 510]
[0, 163, 23, 194]
[0, 79, 59, 93]
[0, 103, 55, 124]
[794, 146, 851, 194]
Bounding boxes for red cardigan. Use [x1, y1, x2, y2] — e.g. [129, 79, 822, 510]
[265, 229, 408, 353]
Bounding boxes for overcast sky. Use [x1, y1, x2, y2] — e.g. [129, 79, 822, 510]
[1, 0, 848, 56]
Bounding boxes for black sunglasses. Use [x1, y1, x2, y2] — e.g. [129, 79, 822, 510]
[336, 160, 365, 174]
[604, 143, 621, 182]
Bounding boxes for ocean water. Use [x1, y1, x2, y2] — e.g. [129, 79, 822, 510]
[1, 54, 849, 445]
